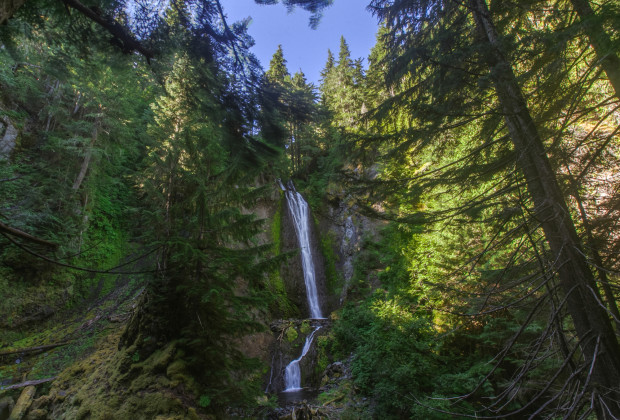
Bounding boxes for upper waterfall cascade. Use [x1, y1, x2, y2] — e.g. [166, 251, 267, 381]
[281, 180, 323, 319]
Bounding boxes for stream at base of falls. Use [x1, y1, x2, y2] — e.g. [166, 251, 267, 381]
[277, 387, 321, 405]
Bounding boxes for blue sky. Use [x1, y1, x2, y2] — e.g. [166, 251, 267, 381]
[219, 0, 379, 85]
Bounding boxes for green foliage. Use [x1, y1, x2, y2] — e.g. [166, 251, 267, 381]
[265, 45, 291, 85]
[285, 326, 299, 342]
[259, 45, 321, 174]
[334, 298, 442, 418]
[314, 333, 333, 378]
[0, 3, 280, 415]
[320, 36, 366, 129]
[198, 394, 211, 408]
[129, 50, 281, 413]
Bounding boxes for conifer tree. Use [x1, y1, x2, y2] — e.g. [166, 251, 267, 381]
[359, 0, 620, 416]
[265, 44, 291, 84]
[259, 46, 318, 172]
[569, 0, 620, 98]
[319, 49, 336, 105]
[320, 49, 335, 80]
[122, 51, 274, 410]
[320, 36, 365, 128]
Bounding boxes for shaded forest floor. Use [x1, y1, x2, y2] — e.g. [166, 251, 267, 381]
[0, 263, 212, 419]
[0, 267, 144, 416]
[1, 279, 139, 381]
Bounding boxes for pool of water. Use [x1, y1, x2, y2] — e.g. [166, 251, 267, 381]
[277, 387, 320, 405]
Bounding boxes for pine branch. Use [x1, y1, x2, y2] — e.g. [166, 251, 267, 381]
[59, 0, 154, 61]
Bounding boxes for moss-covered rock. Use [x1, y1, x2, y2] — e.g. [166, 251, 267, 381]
[285, 326, 298, 343]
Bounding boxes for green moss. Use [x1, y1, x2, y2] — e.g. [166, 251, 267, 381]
[300, 320, 311, 335]
[145, 343, 176, 372]
[166, 359, 187, 381]
[315, 334, 331, 377]
[271, 193, 283, 255]
[285, 326, 298, 342]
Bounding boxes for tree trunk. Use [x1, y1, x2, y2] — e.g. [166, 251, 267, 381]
[0, 0, 27, 24]
[570, 180, 620, 330]
[570, 0, 620, 99]
[469, 0, 620, 416]
[72, 120, 99, 191]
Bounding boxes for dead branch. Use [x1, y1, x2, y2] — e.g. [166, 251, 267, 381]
[1, 377, 56, 390]
[0, 342, 70, 357]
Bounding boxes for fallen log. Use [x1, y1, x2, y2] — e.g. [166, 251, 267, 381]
[2, 378, 56, 391]
[0, 342, 70, 357]
[0, 221, 58, 248]
[322, 394, 345, 406]
[6, 385, 35, 419]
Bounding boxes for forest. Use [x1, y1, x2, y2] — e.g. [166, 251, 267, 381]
[0, 0, 619, 419]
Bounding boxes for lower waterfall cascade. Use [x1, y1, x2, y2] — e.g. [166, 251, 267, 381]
[283, 326, 322, 391]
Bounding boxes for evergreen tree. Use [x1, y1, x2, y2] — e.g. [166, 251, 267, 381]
[569, 0, 620, 98]
[265, 44, 291, 85]
[337, 35, 352, 69]
[320, 36, 365, 128]
[259, 46, 318, 172]
[348, 0, 620, 416]
[122, 51, 274, 411]
[320, 49, 335, 81]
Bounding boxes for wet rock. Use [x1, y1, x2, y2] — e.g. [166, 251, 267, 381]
[320, 361, 349, 388]
[0, 116, 18, 159]
[324, 362, 344, 377]
[54, 390, 67, 402]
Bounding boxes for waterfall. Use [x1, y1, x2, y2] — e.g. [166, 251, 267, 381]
[283, 326, 321, 391]
[281, 180, 323, 319]
[274, 180, 326, 394]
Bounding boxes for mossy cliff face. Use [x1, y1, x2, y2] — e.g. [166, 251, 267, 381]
[319, 185, 384, 305]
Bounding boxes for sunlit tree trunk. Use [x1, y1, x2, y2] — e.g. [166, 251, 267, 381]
[570, 0, 620, 99]
[469, 0, 620, 416]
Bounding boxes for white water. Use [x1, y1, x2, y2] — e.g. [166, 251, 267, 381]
[283, 326, 321, 391]
[281, 180, 323, 319]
